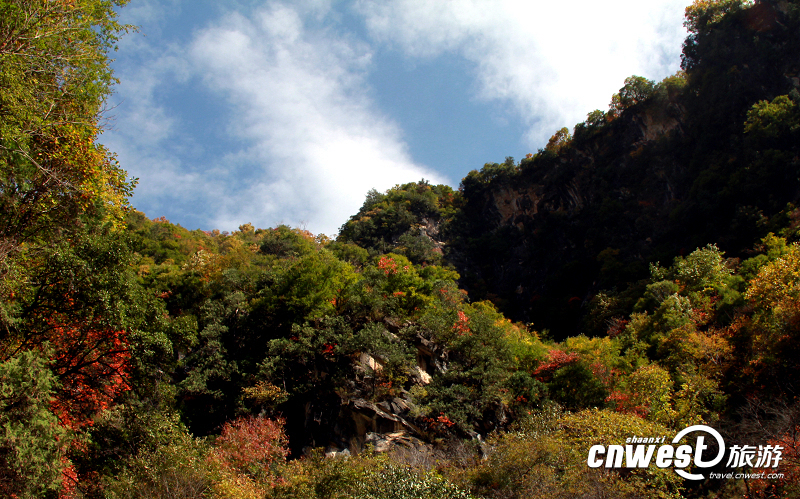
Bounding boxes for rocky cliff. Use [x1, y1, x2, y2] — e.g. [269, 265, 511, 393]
[451, 0, 800, 336]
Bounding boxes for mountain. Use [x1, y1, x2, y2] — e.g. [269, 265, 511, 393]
[340, 0, 800, 339]
[4, 1, 800, 497]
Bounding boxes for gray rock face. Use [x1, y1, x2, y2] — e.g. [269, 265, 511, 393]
[365, 431, 427, 453]
[299, 321, 452, 457]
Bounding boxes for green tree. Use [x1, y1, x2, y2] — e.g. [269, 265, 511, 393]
[0, 2, 140, 493]
[0, 348, 71, 497]
[609, 76, 656, 116]
[683, 0, 750, 36]
[545, 127, 571, 153]
[0, 0, 133, 268]
[470, 407, 683, 499]
[338, 181, 458, 264]
[744, 94, 800, 141]
[415, 301, 514, 433]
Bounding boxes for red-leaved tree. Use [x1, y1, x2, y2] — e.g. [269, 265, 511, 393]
[211, 416, 289, 486]
[46, 315, 131, 430]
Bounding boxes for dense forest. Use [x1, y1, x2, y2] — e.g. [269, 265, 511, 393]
[2, 0, 800, 497]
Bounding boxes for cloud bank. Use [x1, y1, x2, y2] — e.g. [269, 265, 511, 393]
[356, 0, 689, 145]
[107, 0, 690, 235]
[188, 3, 443, 234]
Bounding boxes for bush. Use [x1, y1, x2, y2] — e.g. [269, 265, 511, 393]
[102, 418, 213, 499]
[353, 464, 474, 499]
[269, 452, 473, 499]
[469, 408, 683, 499]
[0, 349, 71, 498]
[211, 416, 288, 483]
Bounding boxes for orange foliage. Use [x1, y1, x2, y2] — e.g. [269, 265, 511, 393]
[421, 412, 457, 432]
[533, 349, 579, 381]
[378, 256, 399, 275]
[46, 314, 131, 430]
[453, 310, 471, 336]
[606, 390, 648, 419]
[749, 425, 800, 497]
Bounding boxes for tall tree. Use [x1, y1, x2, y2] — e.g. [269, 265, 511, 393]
[0, 1, 135, 493]
[0, 0, 133, 270]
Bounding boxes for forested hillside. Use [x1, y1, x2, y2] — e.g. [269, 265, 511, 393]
[340, 0, 800, 338]
[2, 1, 800, 498]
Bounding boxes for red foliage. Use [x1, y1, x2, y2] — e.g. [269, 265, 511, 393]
[605, 390, 648, 418]
[532, 349, 579, 381]
[767, 428, 798, 486]
[59, 460, 78, 499]
[6, 295, 133, 495]
[453, 310, 471, 336]
[46, 314, 131, 430]
[606, 317, 628, 338]
[212, 417, 288, 483]
[589, 361, 618, 391]
[421, 412, 457, 433]
[748, 426, 800, 497]
[436, 414, 456, 428]
[378, 256, 398, 275]
[436, 287, 465, 305]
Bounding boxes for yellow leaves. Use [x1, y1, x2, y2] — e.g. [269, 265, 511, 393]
[211, 472, 266, 499]
[562, 334, 630, 373]
[672, 371, 720, 427]
[745, 95, 799, 138]
[241, 381, 288, 407]
[612, 364, 678, 427]
[657, 323, 731, 381]
[0, 0, 135, 255]
[183, 249, 222, 282]
[685, 328, 730, 371]
[737, 243, 800, 375]
[745, 243, 800, 307]
[550, 409, 683, 498]
[40, 121, 132, 230]
[545, 127, 572, 154]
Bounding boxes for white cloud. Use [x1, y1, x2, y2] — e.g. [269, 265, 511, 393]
[106, 0, 690, 234]
[188, 3, 444, 235]
[107, 1, 443, 235]
[355, 0, 689, 146]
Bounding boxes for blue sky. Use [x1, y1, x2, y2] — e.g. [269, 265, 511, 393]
[105, 0, 690, 236]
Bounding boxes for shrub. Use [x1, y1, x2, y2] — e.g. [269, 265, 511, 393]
[211, 416, 288, 484]
[0, 349, 71, 498]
